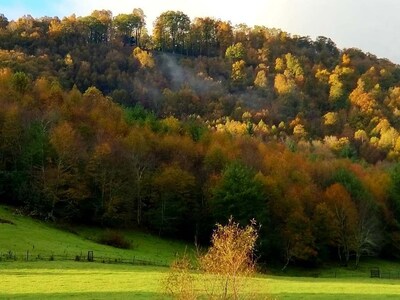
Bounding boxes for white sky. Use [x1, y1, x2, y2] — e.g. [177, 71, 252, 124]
[0, 0, 399, 64]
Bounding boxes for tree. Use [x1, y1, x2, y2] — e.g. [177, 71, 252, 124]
[271, 182, 318, 270]
[314, 36, 339, 67]
[312, 202, 337, 260]
[254, 69, 268, 89]
[211, 162, 265, 225]
[18, 121, 52, 212]
[122, 127, 155, 225]
[200, 218, 259, 299]
[40, 118, 90, 221]
[165, 218, 259, 300]
[328, 63, 355, 109]
[274, 73, 295, 95]
[50, 14, 87, 45]
[323, 112, 338, 126]
[153, 11, 190, 53]
[225, 42, 246, 60]
[349, 79, 377, 116]
[86, 141, 130, 225]
[216, 21, 234, 56]
[386, 164, 400, 257]
[273, 53, 303, 97]
[131, 8, 146, 46]
[281, 208, 316, 270]
[354, 129, 368, 143]
[325, 183, 358, 265]
[284, 53, 304, 85]
[293, 124, 307, 139]
[0, 104, 25, 205]
[132, 47, 154, 69]
[164, 252, 196, 300]
[230, 60, 247, 88]
[353, 200, 382, 267]
[191, 17, 218, 56]
[11, 71, 30, 94]
[0, 14, 9, 29]
[151, 164, 196, 237]
[114, 9, 145, 46]
[385, 87, 400, 119]
[82, 10, 112, 43]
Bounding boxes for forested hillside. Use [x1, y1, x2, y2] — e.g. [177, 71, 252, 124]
[1, 9, 400, 268]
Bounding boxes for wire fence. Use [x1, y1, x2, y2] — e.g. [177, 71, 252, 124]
[374, 270, 400, 279]
[0, 250, 170, 267]
[288, 268, 400, 280]
[1, 251, 399, 279]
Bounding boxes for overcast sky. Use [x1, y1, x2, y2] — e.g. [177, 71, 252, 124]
[1, 0, 399, 64]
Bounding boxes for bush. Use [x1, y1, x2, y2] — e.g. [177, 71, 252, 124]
[0, 218, 15, 225]
[164, 218, 260, 299]
[98, 230, 131, 249]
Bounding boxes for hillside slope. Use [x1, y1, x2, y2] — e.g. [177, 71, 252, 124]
[0, 205, 190, 264]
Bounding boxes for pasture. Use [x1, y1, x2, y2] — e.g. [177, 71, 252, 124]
[1, 261, 400, 299]
[1, 205, 400, 299]
[0, 205, 188, 264]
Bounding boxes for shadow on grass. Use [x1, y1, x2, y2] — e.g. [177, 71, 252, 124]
[0, 291, 167, 299]
[4, 291, 400, 300]
[276, 293, 400, 299]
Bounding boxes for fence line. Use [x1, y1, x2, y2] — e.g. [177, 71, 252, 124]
[0, 250, 169, 267]
[1, 252, 399, 279]
[288, 269, 400, 280]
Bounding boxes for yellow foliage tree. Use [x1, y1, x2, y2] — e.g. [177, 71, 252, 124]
[164, 218, 260, 300]
[133, 47, 155, 68]
[323, 112, 338, 126]
[349, 79, 377, 115]
[200, 218, 259, 299]
[254, 69, 268, 89]
[231, 59, 247, 85]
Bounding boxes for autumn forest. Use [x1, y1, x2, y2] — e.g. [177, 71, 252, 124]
[1, 9, 400, 269]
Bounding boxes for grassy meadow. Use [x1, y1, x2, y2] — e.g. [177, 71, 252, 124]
[1, 205, 400, 299]
[0, 205, 189, 264]
[1, 261, 400, 299]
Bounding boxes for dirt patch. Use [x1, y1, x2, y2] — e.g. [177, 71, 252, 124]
[0, 218, 15, 225]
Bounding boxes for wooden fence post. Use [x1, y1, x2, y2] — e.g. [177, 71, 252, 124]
[87, 251, 94, 262]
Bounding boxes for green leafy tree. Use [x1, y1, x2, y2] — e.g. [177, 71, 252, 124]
[153, 11, 190, 53]
[114, 9, 145, 46]
[0, 13, 8, 29]
[151, 164, 196, 236]
[211, 162, 265, 225]
[386, 164, 400, 257]
[225, 42, 246, 60]
[191, 17, 218, 56]
[11, 72, 30, 94]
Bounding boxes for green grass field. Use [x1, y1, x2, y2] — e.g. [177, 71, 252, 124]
[0, 205, 190, 264]
[1, 205, 400, 299]
[1, 261, 400, 299]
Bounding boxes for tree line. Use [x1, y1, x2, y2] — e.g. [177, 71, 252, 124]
[1, 70, 400, 268]
[1, 10, 400, 163]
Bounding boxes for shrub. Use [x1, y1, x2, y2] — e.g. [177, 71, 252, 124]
[0, 218, 15, 225]
[98, 230, 131, 249]
[164, 252, 196, 300]
[164, 218, 260, 299]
